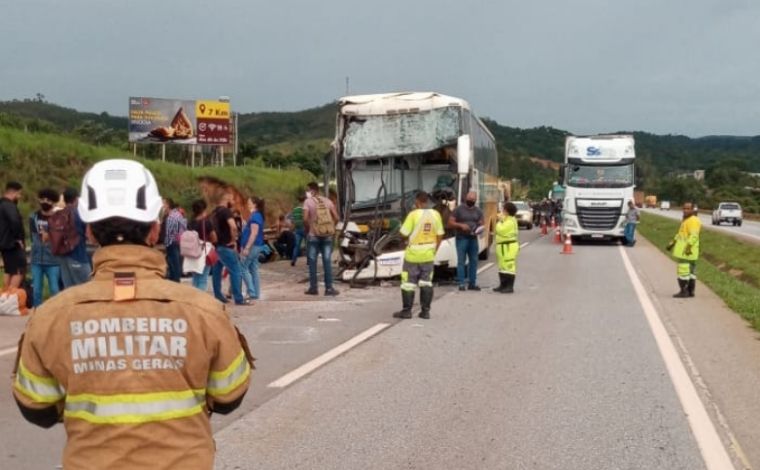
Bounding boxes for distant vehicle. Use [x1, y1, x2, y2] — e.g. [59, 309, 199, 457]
[634, 190, 644, 208]
[511, 201, 533, 229]
[712, 202, 743, 226]
[561, 134, 635, 242]
[659, 200, 670, 210]
[644, 195, 657, 208]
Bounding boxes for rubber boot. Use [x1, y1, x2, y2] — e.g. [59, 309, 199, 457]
[419, 286, 433, 319]
[687, 279, 696, 298]
[503, 274, 515, 294]
[673, 279, 689, 298]
[492, 273, 507, 292]
[393, 290, 414, 319]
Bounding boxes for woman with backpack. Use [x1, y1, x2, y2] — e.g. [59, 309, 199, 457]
[185, 199, 217, 292]
[240, 197, 266, 301]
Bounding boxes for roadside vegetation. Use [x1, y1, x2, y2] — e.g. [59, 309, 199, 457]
[637, 212, 760, 330]
[0, 126, 313, 219]
[2, 98, 759, 210]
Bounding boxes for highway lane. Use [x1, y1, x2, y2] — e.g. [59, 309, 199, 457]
[215, 236, 717, 469]
[644, 208, 760, 243]
[0, 227, 543, 469]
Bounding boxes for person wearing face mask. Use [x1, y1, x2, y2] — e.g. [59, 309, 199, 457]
[28, 188, 62, 307]
[448, 191, 484, 291]
[0, 181, 27, 290]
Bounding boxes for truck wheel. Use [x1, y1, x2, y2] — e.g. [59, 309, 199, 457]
[738, 221, 742, 227]
[527, 223, 533, 230]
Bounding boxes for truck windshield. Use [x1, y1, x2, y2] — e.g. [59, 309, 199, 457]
[566, 164, 633, 188]
[343, 107, 460, 159]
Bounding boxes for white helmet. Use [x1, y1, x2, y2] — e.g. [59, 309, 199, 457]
[78, 159, 163, 224]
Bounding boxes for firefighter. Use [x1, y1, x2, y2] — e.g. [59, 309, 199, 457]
[493, 202, 520, 293]
[12, 160, 253, 470]
[393, 191, 444, 320]
[666, 202, 701, 298]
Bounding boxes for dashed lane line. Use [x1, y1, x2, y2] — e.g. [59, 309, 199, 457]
[0, 347, 17, 358]
[268, 322, 391, 388]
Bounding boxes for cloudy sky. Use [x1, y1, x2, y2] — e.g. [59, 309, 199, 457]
[2, 0, 759, 136]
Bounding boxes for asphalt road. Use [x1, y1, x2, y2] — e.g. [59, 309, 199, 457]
[0, 228, 541, 469]
[215, 235, 710, 470]
[3, 226, 758, 469]
[644, 208, 760, 243]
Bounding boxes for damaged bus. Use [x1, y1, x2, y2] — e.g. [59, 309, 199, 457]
[331, 92, 499, 282]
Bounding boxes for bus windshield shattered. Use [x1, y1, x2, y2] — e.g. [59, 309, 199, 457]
[341, 106, 461, 209]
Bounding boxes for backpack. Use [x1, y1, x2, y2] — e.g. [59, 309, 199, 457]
[179, 230, 203, 258]
[48, 207, 81, 256]
[0, 288, 29, 316]
[313, 197, 335, 237]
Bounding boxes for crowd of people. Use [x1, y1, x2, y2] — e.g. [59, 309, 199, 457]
[0, 176, 342, 311]
[0, 182, 91, 309]
[159, 181, 341, 304]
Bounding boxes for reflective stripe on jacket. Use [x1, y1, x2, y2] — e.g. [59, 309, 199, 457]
[400, 209, 445, 264]
[12, 245, 252, 470]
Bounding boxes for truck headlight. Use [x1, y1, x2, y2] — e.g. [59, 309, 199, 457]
[564, 218, 577, 228]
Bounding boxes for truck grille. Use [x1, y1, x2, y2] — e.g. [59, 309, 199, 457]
[577, 206, 621, 230]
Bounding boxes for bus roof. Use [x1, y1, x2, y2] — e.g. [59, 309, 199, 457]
[338, 92, 471, 116]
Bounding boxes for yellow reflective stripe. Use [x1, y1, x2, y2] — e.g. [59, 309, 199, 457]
[14, 360, 65, 403]
[401, 282, 417, 292]
[407, 243, 436, 251]
[207, 350, 250, 397]
[64, 389, 206, 425]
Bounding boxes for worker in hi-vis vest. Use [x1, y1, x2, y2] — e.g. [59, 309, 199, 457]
[12, 159, 253, 470]
[394, 191, 444, 320]
[666, 202, 701, 298]
[493, 202, 520, 293]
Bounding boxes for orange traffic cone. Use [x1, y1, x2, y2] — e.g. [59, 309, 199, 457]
[551, 217, 556, 229]
[561, 234, 573, 254]
[554, 228, 561, 243]
[541, 219, 547, 235]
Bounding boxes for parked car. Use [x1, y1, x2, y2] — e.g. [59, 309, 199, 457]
[659, 200, 670, 210]
[712, 202, 743, 226]
[511, 201, 533, 229]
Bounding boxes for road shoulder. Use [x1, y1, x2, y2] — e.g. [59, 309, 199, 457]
[626, 236, 760, 469]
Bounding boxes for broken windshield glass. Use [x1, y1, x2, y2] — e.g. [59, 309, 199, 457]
[343, 107, 461, 159]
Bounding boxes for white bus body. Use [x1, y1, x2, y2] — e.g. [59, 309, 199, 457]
[561, 135, 635, 241]
[330, 92, 500, 281]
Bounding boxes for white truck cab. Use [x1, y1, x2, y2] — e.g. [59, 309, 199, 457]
[561, 135, 635, 242]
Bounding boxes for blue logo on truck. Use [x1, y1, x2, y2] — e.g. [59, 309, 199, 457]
[586, 147, 601, 156]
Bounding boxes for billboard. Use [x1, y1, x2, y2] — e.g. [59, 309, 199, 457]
[128, 97, 231, 145]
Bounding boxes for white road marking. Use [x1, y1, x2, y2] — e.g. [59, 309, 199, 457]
[0, 346, 17, 358]
[268, 323, 391, 388]
[477, 262, 494, 274]
[317, 317, 342, 322]
[619, 246, 735, 470]
[520, 242, 529, 248]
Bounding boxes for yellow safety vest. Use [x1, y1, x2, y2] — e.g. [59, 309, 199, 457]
[400, 209, 444, 263]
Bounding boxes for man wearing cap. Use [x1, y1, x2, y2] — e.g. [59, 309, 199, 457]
[12, 160, 252, 470]
[666, 202, 701, 298]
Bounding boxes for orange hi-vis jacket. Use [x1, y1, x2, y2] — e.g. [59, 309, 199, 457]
[12, 245, 252, 470]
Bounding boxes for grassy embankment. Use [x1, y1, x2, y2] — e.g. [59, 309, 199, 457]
[638, 211, 760, 330]
[0, 126, 313, 217]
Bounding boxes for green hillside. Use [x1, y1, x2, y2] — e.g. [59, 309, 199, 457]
[0, 126, 312, 220]
[2, 98, 759, 210]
